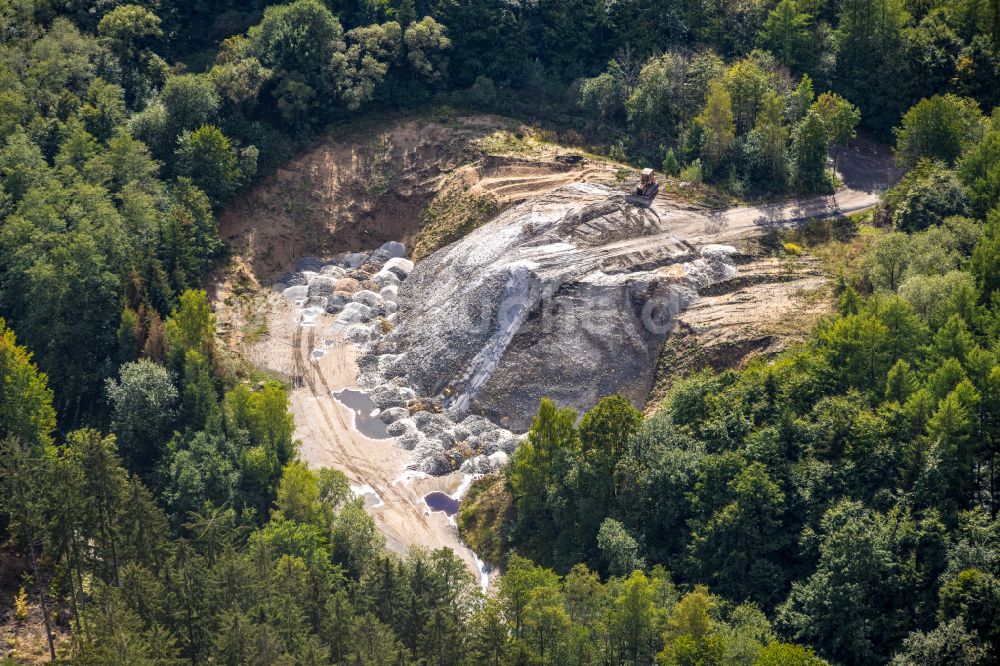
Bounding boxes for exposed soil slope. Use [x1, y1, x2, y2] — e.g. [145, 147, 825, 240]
[219, 115, 616, 280]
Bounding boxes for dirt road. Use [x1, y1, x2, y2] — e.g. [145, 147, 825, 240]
[672, 138, 899, 245]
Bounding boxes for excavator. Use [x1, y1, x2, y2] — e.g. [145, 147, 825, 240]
[627, 167, 660, 208]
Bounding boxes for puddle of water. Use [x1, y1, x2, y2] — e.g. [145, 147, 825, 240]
[331, 388, 391, 439]
[424, 491, 460, 516]
[416, 475, 492, 591]
[350, 483, 384, 508]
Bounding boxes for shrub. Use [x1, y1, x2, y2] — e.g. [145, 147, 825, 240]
[884, 160, 969, 232]
[680, 159, 703, 183]
[14, 586, 28, 623]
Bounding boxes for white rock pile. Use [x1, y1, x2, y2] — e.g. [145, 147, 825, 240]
[278, 241, 519, 476]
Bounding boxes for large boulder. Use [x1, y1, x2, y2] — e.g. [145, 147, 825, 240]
[387, 418, 417, 437]
[325, 291, 352, 314]
[378, 407, 410, 424]
[361, 249, 392, 273]
[382, 257, 414, 279]
[307, 276, 338, 299]
[352, 290, 383, 309]
[380, 285, 399, 302]
[282, 285, 308, 301]
[373, 270, 401, 289]
[320, 265, 347, 279]
[381, 241, 406, 258]
[334, 277, 362, 294]
[337, 302, 374, 324]
[344, 252, 369, 268]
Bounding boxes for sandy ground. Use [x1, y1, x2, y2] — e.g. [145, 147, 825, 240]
[243, 295, 487, 578]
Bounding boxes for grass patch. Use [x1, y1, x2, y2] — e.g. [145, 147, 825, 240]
[456, 474, 512, 568]
[475, 127, 557, 155]
[412, 186, 500, 260]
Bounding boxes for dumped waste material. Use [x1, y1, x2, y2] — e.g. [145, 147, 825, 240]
[372, 184, 738, 432]
[279, 241, 520, 476]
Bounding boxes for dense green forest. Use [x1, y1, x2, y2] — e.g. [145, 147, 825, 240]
[0, 0, 998, 663]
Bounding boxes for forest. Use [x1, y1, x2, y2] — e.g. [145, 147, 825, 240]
[0, 0, 998, 664]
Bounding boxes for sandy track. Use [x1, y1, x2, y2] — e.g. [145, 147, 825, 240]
[251, 297, 484, 575]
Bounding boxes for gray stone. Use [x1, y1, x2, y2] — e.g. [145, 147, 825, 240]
[373, 271, 401, 289]
[461, 455, 492, 475]
[387, 418, 416, 437]
[371, 384, 405, 409]
[347, 326, 373, 344]
[461, 415, 495, 436]
[488, 451, 509, 470]
[304, 296, 328, 309]
[352, 289, 382, 309]
[307, 276, 337, 299]
[346, 270, 372, 282]
[382, 257, 414, 279]
[378, 407, 410, 424]
[419, 450, 451, 475]
[380, 285, 399, 302]
[363, 249, 392, 272]
[282, 285, 308, 301]
[413, 411, 451, 437]
[320, 265, 346, 278]
[398, 431, 420, 450]
[344, 252, 369, 268]
[337, 302, 374, 324]
[325, 291, 352, 314]
[381, 240, 406, 258]
[377, 353, 406, 378]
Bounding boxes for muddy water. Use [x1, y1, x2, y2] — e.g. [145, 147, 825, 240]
[424, 491, 460, 516]
[331, 388, 391, 439]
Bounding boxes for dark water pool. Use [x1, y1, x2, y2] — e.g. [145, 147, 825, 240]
[331, 388, 391, 439]
[424, 491, 460, 516]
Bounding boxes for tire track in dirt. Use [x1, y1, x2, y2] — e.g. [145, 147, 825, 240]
[271, 302, 483, 575]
